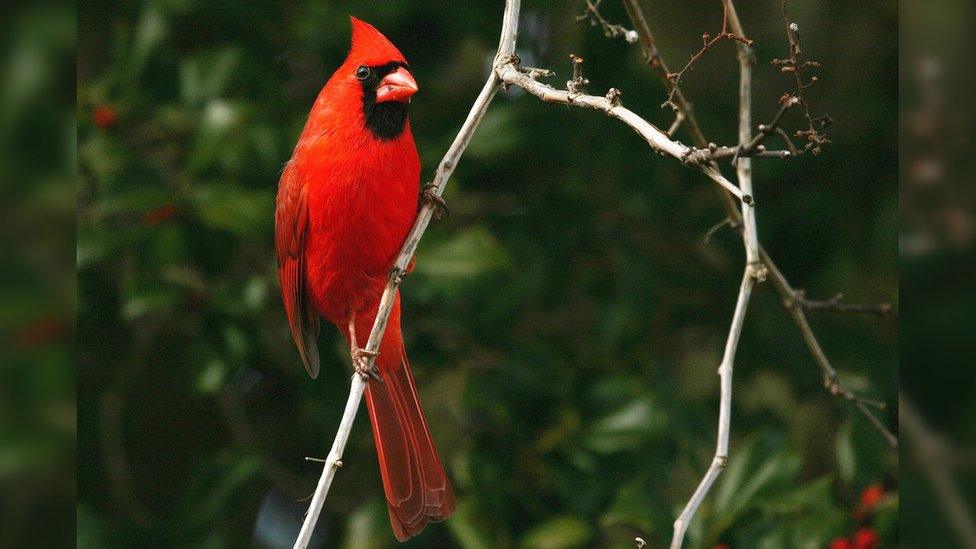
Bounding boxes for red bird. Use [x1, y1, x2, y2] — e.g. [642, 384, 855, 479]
[275, 17, 455, 541]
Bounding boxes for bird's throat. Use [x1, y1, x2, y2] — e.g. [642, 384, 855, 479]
[362, 100, 409, 141]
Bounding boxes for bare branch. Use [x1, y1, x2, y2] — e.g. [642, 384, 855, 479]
[495, 58, 751, 204]
[572, 2, 893, 545]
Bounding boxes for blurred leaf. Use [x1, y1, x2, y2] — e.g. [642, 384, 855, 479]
[754, 475, 834, 515]
[223, 323, 249, 363]
[342, 500, 389, 549]
[196, 359, 226, 394]
[709, 434, 802, 540]
[191, 182, 273, 236]
[87, 188, 173, 221]
[600, 478, 664, 535]
[415, 225, 510, 279]
[78, 131, 128, 185]
[77, 225, 125, 269]
[447, 498, 495, 549]
[873, 493, 899, 541]
[583, 397, 666, 454]
[188, 100, 243, 172]
[180, 454, 262, 531]
[180, 47, 242, 106]
[76, 504, 106, 548]
[121, 287, 180, 320]
[835, 418, 887, 488]
[465, 106, 522, 160]
[129, 5, 168, 77]
[243, 275, 269, 310]
[836, 420, 857, 484]
[520, 515, 592, 549]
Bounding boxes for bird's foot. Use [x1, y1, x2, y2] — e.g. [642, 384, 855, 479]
[422, 183, 449, 219]
[352, 347, 382, 383]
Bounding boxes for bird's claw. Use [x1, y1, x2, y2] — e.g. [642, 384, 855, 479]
[352, 347, 383, 383]
[422, 183, 449, 220]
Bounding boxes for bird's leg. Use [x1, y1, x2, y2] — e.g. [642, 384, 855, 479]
[348, 313, 382, 383]
[421, 183, 449, 219]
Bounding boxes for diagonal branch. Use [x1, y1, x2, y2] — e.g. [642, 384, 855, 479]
[621, 0, 714, 149]
[577, 0, 638, 43]
[671, 269, 756, 548]
[495, 60, 751, 204]
[762, 250, 898, 449]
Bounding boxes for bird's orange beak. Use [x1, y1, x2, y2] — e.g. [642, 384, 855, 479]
[375, 67, 418, 103]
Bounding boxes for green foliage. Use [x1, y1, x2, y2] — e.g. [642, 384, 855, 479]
[77, 1, 898, 547]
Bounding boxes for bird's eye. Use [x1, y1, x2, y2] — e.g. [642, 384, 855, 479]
[355, 66, 370, 80]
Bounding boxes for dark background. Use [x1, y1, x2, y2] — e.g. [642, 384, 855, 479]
[75, 1, 898, 547]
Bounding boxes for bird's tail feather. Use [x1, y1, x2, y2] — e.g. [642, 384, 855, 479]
[346, 297, 455, 541]
[364, 342, 455, 540]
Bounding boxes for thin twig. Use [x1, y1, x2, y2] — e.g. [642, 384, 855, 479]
[662, 0, 754, 111]
[293, 36, 506, 549]
[793, 290, 898, 319]
[621, 0, 719, 150]
[576, 0, 638, 43]
[773, 0, 832, 154]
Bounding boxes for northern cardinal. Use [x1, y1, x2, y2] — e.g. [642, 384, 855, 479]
[275, 17, 454, 541]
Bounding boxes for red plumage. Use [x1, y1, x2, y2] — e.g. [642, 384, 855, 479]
[275, 17, 454, 541]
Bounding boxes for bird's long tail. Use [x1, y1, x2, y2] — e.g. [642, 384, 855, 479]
[346, 295, 455, 541]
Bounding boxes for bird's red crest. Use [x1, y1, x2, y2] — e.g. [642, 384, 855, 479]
[349, 16, 407, 66]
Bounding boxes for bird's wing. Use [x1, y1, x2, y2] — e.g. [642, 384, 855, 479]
[275, 161, 320, 378]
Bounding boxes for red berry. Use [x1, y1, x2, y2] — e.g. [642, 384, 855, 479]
[853, 528, 880, 549]
[712, 544, 730, 549]
[92, 105, 117, 128]
[144, 203, 177, 226]
[859, 483, 885, 511]
[829, 538, 853, 549]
